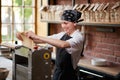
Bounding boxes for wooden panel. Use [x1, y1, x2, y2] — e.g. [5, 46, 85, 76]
[0, 0, 1, 43]
[49, 24, 62, 35]
[91, 0, 120, 3]
[75, 0, 89, 4]
[75, 0, 120, 3]
[37, 0, 48, 37]
[56, 0, 72, 5]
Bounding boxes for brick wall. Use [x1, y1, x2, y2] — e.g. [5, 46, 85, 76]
[84, 27, 120, 64]
[51, 0, 120, 65]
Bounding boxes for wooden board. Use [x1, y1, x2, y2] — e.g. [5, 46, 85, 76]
[77, 57, 120, 76]
[20, 32, 35, 50]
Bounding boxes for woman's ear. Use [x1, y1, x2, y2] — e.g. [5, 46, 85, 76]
[74, 23, 76, 26]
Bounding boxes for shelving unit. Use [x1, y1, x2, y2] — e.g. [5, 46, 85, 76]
[41, 20, 120, 27]
[40, 0, 120, 27]
[77, 22, 120, 27]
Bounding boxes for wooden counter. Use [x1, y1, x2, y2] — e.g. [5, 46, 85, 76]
[77, 57, 120, 77]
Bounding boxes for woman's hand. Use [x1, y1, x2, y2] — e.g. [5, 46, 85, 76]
[16, 31, 44, 44]
[16, 32, 23, 41]
[25, 31, 36, 39]
[16, 31, 37, 41]
[25, 31, 43, 44]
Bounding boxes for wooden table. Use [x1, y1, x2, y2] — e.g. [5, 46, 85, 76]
[77, 57, 120, 79]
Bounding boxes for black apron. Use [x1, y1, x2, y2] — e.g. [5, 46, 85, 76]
[53, 34, 78, 80]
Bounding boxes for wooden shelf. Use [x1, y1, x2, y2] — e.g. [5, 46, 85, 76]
[40, 20, 120, 27]
[77, 22, 120, 27]
[40, 20, 61, 24]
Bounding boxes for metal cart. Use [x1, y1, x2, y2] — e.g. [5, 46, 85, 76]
[12, 46, 52, 80]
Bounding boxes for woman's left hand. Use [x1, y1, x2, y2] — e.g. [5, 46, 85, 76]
[25, 31, 43, 44]
[25, 31, 36, 39]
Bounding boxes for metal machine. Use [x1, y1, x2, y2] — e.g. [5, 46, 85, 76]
[12, 46, 52, 80]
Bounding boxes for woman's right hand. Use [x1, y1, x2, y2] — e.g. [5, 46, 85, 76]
[16, 32, 23, 41]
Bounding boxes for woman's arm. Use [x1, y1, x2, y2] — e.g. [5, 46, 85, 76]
[26, 31, 70, 48]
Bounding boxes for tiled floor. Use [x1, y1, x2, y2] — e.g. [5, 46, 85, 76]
[0, 56, 12, 80]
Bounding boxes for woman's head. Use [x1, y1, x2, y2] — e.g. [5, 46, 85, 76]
[61, 10, 82, 35]
[61, 20, 76, 35]
[61, 10, 82, 23]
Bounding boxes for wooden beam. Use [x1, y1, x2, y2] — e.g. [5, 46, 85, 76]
[0, 0, 1, 43]
[35, 0, 37, 34]
[72, 0, 75, 7]
[87, 0, 91, 3]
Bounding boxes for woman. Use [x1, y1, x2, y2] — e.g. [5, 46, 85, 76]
[16, 9, 84, 80]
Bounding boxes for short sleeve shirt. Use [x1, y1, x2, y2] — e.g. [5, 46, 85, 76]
[48, 29, 84, 69]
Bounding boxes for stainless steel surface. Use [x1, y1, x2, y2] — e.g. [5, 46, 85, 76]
[0, 57, 12, 80]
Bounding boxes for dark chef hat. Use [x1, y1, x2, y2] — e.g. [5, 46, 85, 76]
[61, 10, 83, 23]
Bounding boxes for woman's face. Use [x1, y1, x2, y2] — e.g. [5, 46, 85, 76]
[61, 20, 76, 35]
